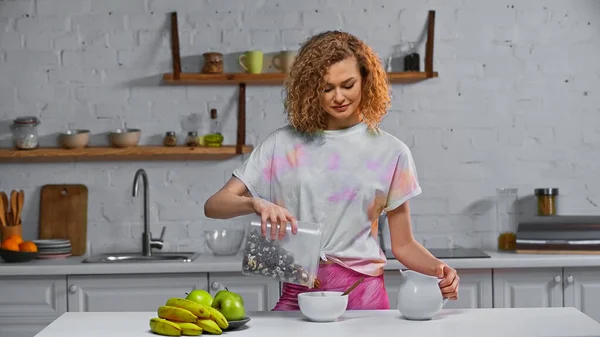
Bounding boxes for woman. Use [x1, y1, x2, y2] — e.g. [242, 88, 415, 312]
[204, 30, 459, 310]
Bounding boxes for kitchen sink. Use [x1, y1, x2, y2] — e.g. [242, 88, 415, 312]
[82, 251, 201, 263]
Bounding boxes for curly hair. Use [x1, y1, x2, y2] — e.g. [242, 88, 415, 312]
[283, 30, 391, 134]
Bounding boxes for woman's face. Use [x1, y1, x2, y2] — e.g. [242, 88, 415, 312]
[319, 56, 363, 130]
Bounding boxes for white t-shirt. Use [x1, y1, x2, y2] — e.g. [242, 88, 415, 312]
[233, 122, 422, 276]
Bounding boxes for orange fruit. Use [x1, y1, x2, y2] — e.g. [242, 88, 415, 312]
[19, 241, 37, 253]
[4, 234, 23, 245]
[1, 240, 20, 251]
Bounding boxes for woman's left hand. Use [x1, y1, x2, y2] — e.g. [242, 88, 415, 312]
[435, 264, 459, 300]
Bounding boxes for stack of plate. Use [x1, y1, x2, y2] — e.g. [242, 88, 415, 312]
[32, 239, 72, 259]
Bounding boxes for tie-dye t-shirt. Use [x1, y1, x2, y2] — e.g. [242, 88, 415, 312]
[232, 122, 421, 277]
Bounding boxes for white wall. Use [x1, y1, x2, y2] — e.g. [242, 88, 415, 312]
[0, 0, 599, 254]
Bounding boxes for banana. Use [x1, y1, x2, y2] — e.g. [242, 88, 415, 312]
[165, 298, 210, 318]
[175, 322, 203, 336]
[158, 305, 197, 323]
[196, 318, 222, 335]
[205, 306, 229, 329]
[149, 317, 182, 336]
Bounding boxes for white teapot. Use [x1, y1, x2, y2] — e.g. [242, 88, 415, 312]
[396, 269, 448, 320]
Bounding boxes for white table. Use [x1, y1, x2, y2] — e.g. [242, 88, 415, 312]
[34, 308, 600, 337]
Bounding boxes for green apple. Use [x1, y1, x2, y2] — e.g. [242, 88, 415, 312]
[213, 288, 244, 306]
[185, 289, 213, 307]
[212, 295, 245, 321]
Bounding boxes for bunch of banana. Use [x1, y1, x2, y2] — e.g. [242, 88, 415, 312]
[149, 297, 230, 336]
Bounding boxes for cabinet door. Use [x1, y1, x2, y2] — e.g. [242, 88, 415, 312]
[208, 273, 280, 311]
[563, 267, 600, 323]
[0, 275, 67, 318]
[0, 318, 55, 337]
[0, 276, 67, 337]
[384, 269, 493, 310]
[67, 273, 208, 312]
[493, 268, 563, 308]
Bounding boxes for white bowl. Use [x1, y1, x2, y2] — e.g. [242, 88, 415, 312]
[298, 291, 348, 322]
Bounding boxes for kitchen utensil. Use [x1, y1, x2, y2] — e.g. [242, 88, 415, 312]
[109, 128, 141, 148]
[298, 291, 348, 322]
[39, 184, 88, 256]
[0, 197, 6, 227]
[0, 192, 8, 225]
[204, 229, 245, 256]
[59, 129, 90, 149]
[341, 277, 364, 296]
[0, 248, 38, 263]
[16, 189, 23, 226]
[396, 269, 448, 320]
[10, 190, 18, 226]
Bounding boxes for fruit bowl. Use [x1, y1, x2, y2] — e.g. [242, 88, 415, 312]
[0, 248, 38, 263]
[298, 291, 348, 322]
[225, 317, 251, 330]
[204, 229, 245, 256]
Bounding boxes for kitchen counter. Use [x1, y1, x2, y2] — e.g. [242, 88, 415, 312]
[4, 250, 600, 276]
[34, 308, 600, 337]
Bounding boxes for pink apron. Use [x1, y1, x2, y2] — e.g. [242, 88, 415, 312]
[272, 262, 390, 311]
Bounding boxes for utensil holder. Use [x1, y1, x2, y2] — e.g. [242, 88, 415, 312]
[1, 224, 22, 241]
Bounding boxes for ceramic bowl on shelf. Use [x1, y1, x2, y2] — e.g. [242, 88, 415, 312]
[204, 229, 245, 256]
[109, 128, 141, 148]
[298, 291, 348, 322]
[59, 129, 90, 149]
[0, 248, 38, 263]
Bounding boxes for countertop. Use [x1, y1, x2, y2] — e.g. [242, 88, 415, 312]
[33, 308, 600, 337]
[4, 250, 600, 277]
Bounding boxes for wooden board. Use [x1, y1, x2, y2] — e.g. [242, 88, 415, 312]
[516, 249, 600, 255]
[39, 184, 88, 256]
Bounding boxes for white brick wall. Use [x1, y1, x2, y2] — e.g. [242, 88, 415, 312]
[0, 0, 599, 255]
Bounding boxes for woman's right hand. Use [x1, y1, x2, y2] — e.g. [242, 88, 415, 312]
[252, 198, 298, 240]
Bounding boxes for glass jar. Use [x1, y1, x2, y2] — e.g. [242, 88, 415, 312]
[202, 52, 224, 74]
[185, 131, 199, 147]
[496, 188, 519, 251]
[535, 188, 559, 216]
[11, 116, 40, 150]
[163, 131, 177, 147]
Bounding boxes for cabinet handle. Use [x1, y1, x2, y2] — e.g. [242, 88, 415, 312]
[566, 275, 574, 284]
[211, 282, 220, 290]
[68, 285, 77, 294]
[553, 275, 561, 283]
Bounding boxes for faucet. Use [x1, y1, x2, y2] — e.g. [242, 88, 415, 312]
[132, 168, 166, 257]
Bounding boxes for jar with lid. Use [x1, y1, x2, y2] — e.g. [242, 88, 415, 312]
[11, 116, 40, 150]
[535, 188, 559, 216]
[496, 188, 519, 251]
[163, 131, 177, 147]
[202, 52, 224, 74]
[185, 131, 200, 147]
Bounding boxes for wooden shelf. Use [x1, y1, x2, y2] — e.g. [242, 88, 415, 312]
[0, 145, 254, 163]
[162, 71, 438, 85]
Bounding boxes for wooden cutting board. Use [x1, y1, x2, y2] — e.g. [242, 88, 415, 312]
[39, 184, 88, 256]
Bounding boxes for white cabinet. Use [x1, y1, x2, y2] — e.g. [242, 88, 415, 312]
[493, 268, 564, 308]
[208, 273, 281, 311]
[493, 267, 600, 322]
[563, 267, 600, 323]
[66, 273, 208, 312]
[384, 269, 493, 310]
[0, 276, 67, 337]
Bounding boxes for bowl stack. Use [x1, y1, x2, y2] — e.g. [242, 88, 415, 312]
[32, 239, 72, 259]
